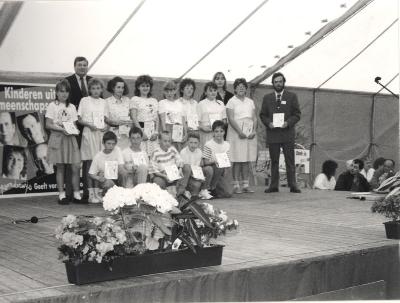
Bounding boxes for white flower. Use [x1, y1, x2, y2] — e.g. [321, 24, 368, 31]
[62, 214, 78, 228]
[93, 217, 104, 226]
[201, 203, 214, 215]
[233, 219, 239, 227]
[61, 232, 83, 248]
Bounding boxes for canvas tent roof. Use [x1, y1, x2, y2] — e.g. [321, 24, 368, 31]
[0, 0, 398, 94]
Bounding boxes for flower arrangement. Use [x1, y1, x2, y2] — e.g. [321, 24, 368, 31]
[56, 184, 238, 264]
[371, 187, 400, 222]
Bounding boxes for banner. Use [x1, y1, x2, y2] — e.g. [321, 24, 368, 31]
[0, 82, 58, 195]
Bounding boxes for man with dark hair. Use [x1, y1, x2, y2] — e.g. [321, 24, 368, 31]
[65, 56, 92, 201]
[335, 159, 370, 192]
[260, 72, 301, 193]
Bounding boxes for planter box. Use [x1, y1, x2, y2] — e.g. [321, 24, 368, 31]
[383, 221, 400, 239]
[65, 245, 223, 285]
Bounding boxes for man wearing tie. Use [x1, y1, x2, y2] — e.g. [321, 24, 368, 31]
[260, 72, 301, 193]
[65, 57, 92, 203]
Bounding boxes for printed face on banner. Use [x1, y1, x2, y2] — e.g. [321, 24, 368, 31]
[31, 143, 54, 175]
[17, 112, 45, 145]
[0, 112, 17, 145]
[2, 145, 27, 180]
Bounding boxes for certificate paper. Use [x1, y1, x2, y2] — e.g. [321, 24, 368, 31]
[187, 114, 199, 130]
[164, 164, 182, 181]
[132, 153, 147, 166]
[63, 121, 79, 135]
[241, 120, 253, 136]
[215, 152, 231, 168]
[104, 161, 118, 179]
[273, 113, 285, 128]
[93, 112, 105, 129]
[191, 165, 205, 180]
[172, 124, 184, 142]
[143, 121, 155, 138]
[166, 112, 181, 125]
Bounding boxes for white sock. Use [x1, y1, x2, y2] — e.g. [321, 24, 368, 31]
[73, 191, 81, 200]
[59, 191, 66, 200]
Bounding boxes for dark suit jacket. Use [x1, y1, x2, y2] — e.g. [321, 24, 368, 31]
[334, 171, 370, 192]
[65, 74, 92, 108]
[259, 90, 301, 144]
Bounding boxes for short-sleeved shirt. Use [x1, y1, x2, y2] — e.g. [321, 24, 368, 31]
[179, 98, 198, 118]
[45, 101, 78, 124]
[202, 139, 230, 161]
[197, 98, 226, 126]
[105, 95, 131, 121]
[149, 146, 182, 174]
[180, 146, 202, 166]
[226, 96, 255, 120]
[77, 96, 107, 123]
[89, 146, 124, 175]
[130, 96, 158, 122]
[122, 148, 149, 166]
[158, 99, 184, 124]
[313, 173, 336, 190]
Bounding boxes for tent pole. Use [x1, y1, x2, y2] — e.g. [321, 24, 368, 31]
[310, 89, 317, 183]
[0, 1, 23, 48]
[88, 0, 146, 72]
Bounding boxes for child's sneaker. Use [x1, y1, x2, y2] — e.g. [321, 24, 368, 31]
[242, 186, 255, 193]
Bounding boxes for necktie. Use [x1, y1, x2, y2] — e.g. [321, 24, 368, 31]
[276, 93, 281, 109]
[80, 76, 88, 97]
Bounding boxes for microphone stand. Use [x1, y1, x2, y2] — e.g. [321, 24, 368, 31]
[375, 78, 399, 98]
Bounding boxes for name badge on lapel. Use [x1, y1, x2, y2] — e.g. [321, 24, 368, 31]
[281, 100, 287, 105]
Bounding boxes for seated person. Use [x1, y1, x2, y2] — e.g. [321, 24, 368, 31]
[370, 159, 396, 190]
[335, 159, 370, 192]
[202, 120, 233, 198]
[313, 160, 338, 190]
[180, 132, 213, 199]
[89, 131, 127, 202]
[122, 127, 148, 188]
[361, 157, 385, 183]
[149, 131, 200, 197]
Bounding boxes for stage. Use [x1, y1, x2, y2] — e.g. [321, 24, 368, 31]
[0, 188, 399, 302]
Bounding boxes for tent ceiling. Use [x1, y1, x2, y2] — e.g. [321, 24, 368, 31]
[0, 0, 397, 94]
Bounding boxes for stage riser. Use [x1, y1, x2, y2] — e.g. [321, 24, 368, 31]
[19, 244, 399, 303]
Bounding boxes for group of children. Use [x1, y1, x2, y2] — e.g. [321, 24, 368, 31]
[46, 74, 251, 204]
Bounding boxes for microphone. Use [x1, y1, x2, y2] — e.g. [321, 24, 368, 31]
[12, 216, 39, 224]
[374, 76, 398, 97]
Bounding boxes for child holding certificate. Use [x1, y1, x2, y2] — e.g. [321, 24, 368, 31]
[89, 131, 126, 202]
[178, 78, 199, 133]
[45, 79, 81, 204]
[122, 127, 149, 188]
[202, 120, 233, 198]
[226, 78, 257, 194]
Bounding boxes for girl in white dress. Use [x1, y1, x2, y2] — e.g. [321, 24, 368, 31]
[198, 82, 227, 147]
[226, 78, 257, 193]
[313, 160, 338, 190]
[105, 76, 134, 150]
[78, 78, 108, 203]
[130, 75, 159, 156]
[45, 79, 81, 204]
[178, 78, 199, 134]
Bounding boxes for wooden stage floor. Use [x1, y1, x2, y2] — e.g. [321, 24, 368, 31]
[0, 188, 398, 302]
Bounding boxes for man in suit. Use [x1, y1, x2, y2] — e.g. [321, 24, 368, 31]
[64, 57, 92, 203]
[260, 72, 301, 193]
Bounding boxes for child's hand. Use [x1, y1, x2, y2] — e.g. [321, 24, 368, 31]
[62, 128, 70, 136]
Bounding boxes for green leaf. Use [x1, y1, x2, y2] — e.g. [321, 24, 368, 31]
[179, 234, 197, 254]
[149, 214, 172, 236]
[185, 220, 201, 246]
[188, 202, 213, 229]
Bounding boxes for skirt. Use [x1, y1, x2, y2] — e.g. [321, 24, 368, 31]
[81, 127, 103, 161]
[226, 117, 257, 162]
[47, 131, 81, 164]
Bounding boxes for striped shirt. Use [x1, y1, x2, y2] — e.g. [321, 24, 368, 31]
[202, 139, 230, 161]
[149, 146, 183, 174]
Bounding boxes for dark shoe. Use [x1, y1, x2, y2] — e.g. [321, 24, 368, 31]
[209, 189, 219, 199]
[72, 198, 88, 204]
[290, 187, 301, 193]
[264, 187, 279, 193]
[58, 198, 69, 205]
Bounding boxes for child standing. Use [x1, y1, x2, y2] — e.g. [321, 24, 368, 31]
[122, 127, 149, 188]
[130, 75, 159, 156]
[89, 131, 126, 196]
[198, 82, 227, 147]
[45, 79, 81, 204]
[158, 81, 186, 151]
[105, 76, 134, 150]
[78, 78, 108, 203]
[178, 78, 199, 134]
[180, 132, 213, 199]
[202, 120, 233, 198]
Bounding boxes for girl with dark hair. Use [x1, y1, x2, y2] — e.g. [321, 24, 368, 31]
[213, 72, 234, 105]
[105, 76, 134, 149]
[45, 79, 81, 204]
[313, 160, 338, 190]
[178, 78, 199, 133]
[2, 145, 27, 180]
[197, 82, 227, 147]
[130, 75, 159, 156]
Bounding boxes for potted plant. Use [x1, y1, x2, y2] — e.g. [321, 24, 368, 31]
[371, 187, 400, 239]
[55, 183, 238, 285]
